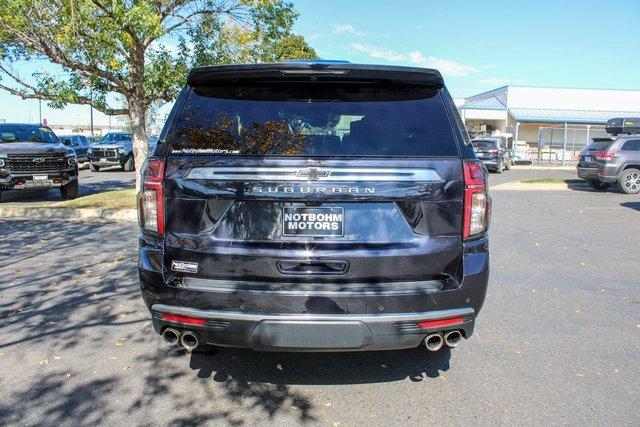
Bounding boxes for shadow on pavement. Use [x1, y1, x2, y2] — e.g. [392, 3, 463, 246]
[620, 201, 640, 211]
[189, 345, 451, 385]
[0, 219, 452, 425]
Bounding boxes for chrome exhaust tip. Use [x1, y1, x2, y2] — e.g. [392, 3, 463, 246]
[444, 330, 463, 348]
[180, 330, 200, 351]
[161, 327, 180, 346]
[424, 333, 444, 352]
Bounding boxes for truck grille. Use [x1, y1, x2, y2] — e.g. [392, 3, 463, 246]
[6, 153, 67, 173]
[90, 148, 118, 158]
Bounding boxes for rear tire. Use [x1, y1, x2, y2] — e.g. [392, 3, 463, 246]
[587, 179, 611, 191]
[90, 164, 100, 172]
[60, 180, 79, 200]
[122, 156, 135, 172]
[618, 168, 640, 194]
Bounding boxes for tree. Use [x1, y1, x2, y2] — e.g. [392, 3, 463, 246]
[0, 0, 317, 188]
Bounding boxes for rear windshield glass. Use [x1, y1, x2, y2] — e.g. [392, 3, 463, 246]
[170, 84, 458, 157]
[0, 125, 58, 144]
[472, 140, 498, 149]
[584, 139, 614, 152]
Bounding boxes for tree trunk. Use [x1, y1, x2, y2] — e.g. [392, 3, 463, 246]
[129, 100, 148, 191]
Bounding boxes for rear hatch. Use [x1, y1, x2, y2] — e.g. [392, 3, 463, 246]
[579, 138, 615, 167]
[161, 69, 466, 287]
[472, 140, 499, 160]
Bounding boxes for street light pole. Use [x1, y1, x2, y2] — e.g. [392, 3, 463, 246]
[39, 99, 42, 124]
[89, 89, 94, 138]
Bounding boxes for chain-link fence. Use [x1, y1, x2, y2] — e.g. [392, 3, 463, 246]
[535, 125, 608, 165]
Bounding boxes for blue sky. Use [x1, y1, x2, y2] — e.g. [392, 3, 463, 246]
[1, 0, 639, 126]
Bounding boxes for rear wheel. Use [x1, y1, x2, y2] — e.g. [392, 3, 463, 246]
[618, 168, 640, 194]
[587, 179, 611, 191]
[122, 156, 135, 172]
[60, 180, 79, 200]
[89, 163, 100, 172]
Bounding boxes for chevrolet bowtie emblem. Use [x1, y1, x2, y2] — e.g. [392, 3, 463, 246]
[297, 168, 331, 181]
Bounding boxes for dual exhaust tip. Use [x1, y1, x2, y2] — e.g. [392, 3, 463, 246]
[161, 327, 200, 351]
[424, 330, 463, 351]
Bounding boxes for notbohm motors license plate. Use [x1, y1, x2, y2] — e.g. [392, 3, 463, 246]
[283, 207, 344, 237]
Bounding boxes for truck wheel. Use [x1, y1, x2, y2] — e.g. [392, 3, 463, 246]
[618, 168, 640, 194]
[90, 164, 100, 172]
[587, 179, 611, 191]
[60, 180, 79, 200]
[122, 156, 135, 172]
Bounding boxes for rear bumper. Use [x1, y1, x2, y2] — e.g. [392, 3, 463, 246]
[138, 237, 489, 351]
[478, 159, 500, 169]
[577, 165, 619, 183]
[151, 304, 475, 351]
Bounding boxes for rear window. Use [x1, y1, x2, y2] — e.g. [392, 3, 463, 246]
[472, 140, 498, 149]
[584, 139, 614, 152]
[170, 84, 458, 157]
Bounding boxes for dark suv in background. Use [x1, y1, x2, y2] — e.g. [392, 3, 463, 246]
[87, 132, 134, 172]
[138, 62, 490, 354]
[577, 118, 640, 194]
[471, 138, 512, 173]
[0, 123, 79, 201]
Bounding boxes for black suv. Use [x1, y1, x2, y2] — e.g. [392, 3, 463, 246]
[577, 118, 640, 194]
[0, 123, 79, 201]
[138, 62, 490, 353]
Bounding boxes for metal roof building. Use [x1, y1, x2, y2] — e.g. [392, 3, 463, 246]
[458, 86, 640, 164]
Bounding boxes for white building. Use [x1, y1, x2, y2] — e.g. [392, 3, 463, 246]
[458, 86, 640, 163]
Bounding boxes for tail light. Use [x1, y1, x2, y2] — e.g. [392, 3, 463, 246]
[138, 158, 165, 235]
[463, 161, 490, 240]
[489, 149, 499, 155]
[595, 151, 615, 160]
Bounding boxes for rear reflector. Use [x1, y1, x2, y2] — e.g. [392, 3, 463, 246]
[161, 313, 207, 325]
[418, 317, 464, 329]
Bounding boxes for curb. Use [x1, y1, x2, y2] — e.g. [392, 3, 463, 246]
[0, 207, 137, 222]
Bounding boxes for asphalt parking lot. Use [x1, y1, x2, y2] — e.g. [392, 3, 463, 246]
[1, 176, 639, 425]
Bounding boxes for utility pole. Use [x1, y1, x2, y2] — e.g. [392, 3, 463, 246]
[38, 99, 42, 124]
[28, 109, 31, 123]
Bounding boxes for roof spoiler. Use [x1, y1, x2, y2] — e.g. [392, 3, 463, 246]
[605, 117, 640, 135]
[187, 62, 444, 88]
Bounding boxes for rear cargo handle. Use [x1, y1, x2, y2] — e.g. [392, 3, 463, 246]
[277, 260, 349, 275]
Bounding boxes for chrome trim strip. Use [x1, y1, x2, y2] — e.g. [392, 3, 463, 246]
[185, 167, 443, 182]
[152, 304, 474, 323]
[182, 277, 443, 296]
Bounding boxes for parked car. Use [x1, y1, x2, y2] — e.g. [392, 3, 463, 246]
[577, 117, 640, 194]
[0, 123, 78, 201]
[471, 138, 512, 173]
[58, 134, 91, 163]
[512, 141, 533, 165]
[138, 62, 491, 353]
[87, 131, 134, 172]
